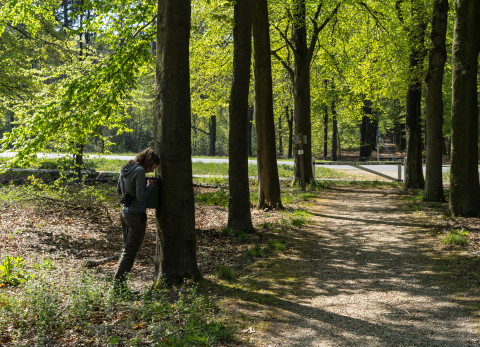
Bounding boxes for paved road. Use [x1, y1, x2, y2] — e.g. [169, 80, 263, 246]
[0, 151, 451, 177]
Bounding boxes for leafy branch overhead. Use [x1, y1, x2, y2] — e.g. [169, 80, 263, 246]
[0, 0, 157, 167]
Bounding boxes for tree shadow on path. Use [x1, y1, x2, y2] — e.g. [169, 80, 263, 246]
[203, 187, 480, 346]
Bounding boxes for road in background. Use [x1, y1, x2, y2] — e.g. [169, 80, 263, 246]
[0, 152, 451, 178]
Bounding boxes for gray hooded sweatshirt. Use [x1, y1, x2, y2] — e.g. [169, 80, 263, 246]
[117, 162, 152, 213]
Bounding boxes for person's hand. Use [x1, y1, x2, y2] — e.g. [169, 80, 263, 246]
[147, 179, 157, 187]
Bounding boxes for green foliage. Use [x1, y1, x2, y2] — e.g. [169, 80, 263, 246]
[247, 244, 264, 258]
[0, 265, 233, 345]
[266, 239, 286, 253]
[216, 266, 236, 281]
[142, 285, 233, 346]
[441, 229, 469, 246]
[195, 189, 229, 207]
[0, 256, 29, 287]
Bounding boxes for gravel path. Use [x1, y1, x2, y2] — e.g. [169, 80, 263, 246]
[248, 187, 479, 346]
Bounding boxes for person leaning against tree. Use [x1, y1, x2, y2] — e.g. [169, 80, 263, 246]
[114, 148, 160, 288]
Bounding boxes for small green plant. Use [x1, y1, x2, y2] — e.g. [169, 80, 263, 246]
[216, 266, 236, 281]
[219, 227, 233, 236]
[441, 229, 469, 246]
[0, 256, 30, 286]
[291, 218, 305, 227]
[266, 239, 286, 252]
[234, 231, 249, 242]
[247, 244, 264, 257]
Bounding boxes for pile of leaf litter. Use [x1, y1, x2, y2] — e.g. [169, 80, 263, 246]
[0, 176, 307, 346]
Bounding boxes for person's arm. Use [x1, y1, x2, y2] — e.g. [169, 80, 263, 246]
[135, 167, 147, 202]
[117, 174, 123, 195]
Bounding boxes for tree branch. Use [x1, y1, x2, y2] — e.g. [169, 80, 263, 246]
[357, 1, 388, 32]
[306, 1, 343, 69]
[271, 50, 294, 81]
[272, 23, 295, 52]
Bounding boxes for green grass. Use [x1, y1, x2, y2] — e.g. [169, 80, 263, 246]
[441, 229, 469, 246]
[195, 189, 229, 207]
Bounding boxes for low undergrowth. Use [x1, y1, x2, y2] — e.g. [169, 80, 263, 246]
[0, 264, 233, 346]
[0, 174, 319, 345]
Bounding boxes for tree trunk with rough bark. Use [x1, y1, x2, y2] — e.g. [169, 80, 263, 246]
[449, 0, 480, 216]
[404, 0, 427, 189]
[228, 0, 254, 232]
[424, 0, 448, 202]
[253, 0, 282, 210]
[153, 0, 200, 285]
[292, 0, 313, 183]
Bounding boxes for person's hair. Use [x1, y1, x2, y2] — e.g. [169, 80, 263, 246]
[127, 148, 160, 168]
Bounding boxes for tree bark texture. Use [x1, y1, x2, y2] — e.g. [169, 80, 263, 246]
[404, 0, 426, 189]
[228, 0, 254, 232]
[292, 0, 313, 183]
[424, 0, 448, 202]
[153, 0, 200, 284]
[449, 0, 480, 216]
[252, 0, 282, 210]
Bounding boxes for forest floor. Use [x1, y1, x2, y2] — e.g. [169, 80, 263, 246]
[2, 183, 480, 345]
[219, 186, 480, 346]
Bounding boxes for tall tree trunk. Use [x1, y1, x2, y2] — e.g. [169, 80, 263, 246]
[228, 0, 254, 232]
[449, 0, 480, 216]
[323, 104, 328, 159]
[331, 99, 338, 161]
[404, 0, 427, 189]
[424, 0, 448, 202]
[287, 106, 293, 159]
[154, 0, 200, 284]
[292, 0, 313, 183]
[209, 115, 216, 156]
[253, 0, 282, 210]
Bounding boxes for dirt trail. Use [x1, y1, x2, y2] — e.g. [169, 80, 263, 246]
[240, 187, 479, 346]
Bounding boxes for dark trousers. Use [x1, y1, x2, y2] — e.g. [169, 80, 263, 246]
[114, 210, 147, 282]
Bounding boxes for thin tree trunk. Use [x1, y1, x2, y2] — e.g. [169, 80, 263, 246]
[323, 104, 328, 159]
[449, 0, 480, 216]
[247, 106, 254, 157]
[331, 99, 338, 161]
[253, 0, 282, 210]
[209, 115, 216, 156]
[228, 0, 254, 232]
[278, 113, 283, 156]
[287, 106, 293, 159]
[360, 98, 375, 160]
[424, 0, 448, 202]
[154, 0, 200, 284]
